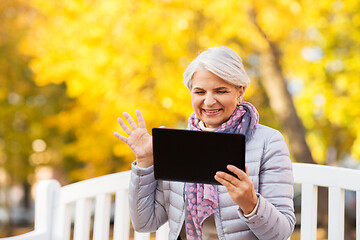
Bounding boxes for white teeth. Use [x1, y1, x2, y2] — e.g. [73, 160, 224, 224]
[204, 109, 220, 113]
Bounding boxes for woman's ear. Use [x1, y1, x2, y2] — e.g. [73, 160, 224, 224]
[240, 86, 246, 96]
[237, 86, 246, 104]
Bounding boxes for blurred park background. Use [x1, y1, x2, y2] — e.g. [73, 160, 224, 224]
[1, 0, 360, 238]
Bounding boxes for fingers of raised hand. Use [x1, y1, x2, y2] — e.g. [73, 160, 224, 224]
[135, 110, 146, 129]
[123, 112, 138, 131]
[117, 117, 132, 136]
[114, 132, 128, 144]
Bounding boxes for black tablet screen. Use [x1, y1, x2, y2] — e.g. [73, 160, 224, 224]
[152, 128, 245, 185]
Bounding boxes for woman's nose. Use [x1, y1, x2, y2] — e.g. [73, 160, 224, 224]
[204, 94, 216, 106]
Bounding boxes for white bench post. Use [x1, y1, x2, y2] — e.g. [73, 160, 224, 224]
[328, 187, 345, 240]
[113, 190, 130, 240]
[34, 180, 60, 240]
[134, 232, 150, 240]
[357, 191, 360, 239]
[93, 194, 112, 240]
[0, 180, 60, 240]
[73, 198, 92, 240]
[300, 183, 318, 240]
[156, 222, 170, 240]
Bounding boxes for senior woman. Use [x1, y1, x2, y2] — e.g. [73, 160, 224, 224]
[114, 46, 295, 240]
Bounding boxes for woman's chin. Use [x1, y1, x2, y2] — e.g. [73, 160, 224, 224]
[202, 119, 222, 129]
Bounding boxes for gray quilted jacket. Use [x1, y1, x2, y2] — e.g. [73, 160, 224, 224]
[129, 124, 296, 239]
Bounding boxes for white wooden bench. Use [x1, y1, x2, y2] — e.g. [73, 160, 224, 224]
[1, 163, 360, 240]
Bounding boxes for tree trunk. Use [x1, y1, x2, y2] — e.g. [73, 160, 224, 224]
[258, 51, 315, 164]
[22, 181, 31, 209]
[2, 175, 14, 237]
[247, 9, 314, 165]
[246, 6, 329, 230]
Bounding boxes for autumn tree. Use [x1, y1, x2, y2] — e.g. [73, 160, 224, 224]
[20, 0, 360, 175]
[0, 0, 70, 235]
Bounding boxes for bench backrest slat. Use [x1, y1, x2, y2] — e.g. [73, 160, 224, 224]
[134, 232, 150, 240]
[300, 183, 318, 240]
[156, 223, 170, 240]
[93, 193, 112, 240]
[328, 187, 345, 240]
[357, 191, 360, 239]
[63, 204, 72, 240]
[73, 198, 92, 240]
[113, 189, 130, 240]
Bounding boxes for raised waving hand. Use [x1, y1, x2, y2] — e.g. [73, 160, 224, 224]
[114, 110, 153, 168]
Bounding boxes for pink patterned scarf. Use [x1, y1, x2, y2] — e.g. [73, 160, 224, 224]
[184, 102, 259, 240]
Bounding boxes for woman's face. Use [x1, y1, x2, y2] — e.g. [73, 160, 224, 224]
[191, 70, 245, 129]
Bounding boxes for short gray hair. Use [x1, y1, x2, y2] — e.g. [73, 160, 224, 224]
[183, 46, 250, 90]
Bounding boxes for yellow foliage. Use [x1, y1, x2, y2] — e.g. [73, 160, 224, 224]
[307, 132, 326, 164]
[10, 0, 360, 180]
[352, 128, 360, 159]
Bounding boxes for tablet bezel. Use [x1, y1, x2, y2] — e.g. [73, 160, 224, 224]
[152, 128, 245, 185]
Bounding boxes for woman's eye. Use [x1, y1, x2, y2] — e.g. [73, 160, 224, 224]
[194, 91, 205, 94]
[218, 91, 228, 94]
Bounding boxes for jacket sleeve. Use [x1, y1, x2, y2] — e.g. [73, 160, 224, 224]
[238, 130, 296, 240]
[128, 161, 168, 232]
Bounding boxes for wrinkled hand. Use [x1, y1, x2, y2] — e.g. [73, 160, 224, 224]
[114, 110, 153, 168]
[215, 165, 258, 215]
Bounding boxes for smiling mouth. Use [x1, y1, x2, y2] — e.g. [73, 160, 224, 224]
[203, 109, 222, 113]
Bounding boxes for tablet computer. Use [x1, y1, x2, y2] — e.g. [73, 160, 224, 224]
[152, 128, 245, 185]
